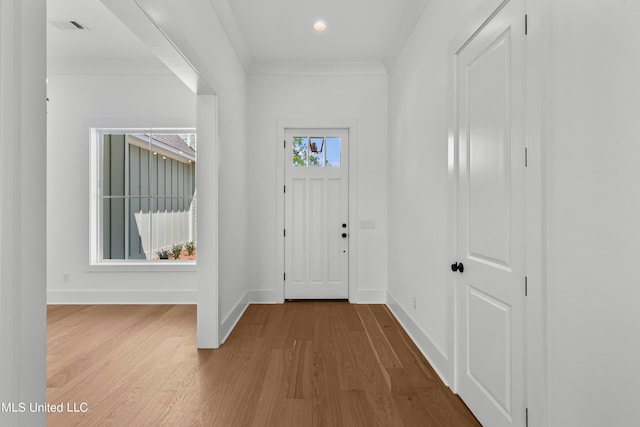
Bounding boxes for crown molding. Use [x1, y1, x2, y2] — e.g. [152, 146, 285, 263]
[248, 61, 388, 76]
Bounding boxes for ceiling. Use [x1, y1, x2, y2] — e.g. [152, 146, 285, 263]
[47, 0, 160, 64]
[47, 0, 431, 72]
[220, 0, 430, 67]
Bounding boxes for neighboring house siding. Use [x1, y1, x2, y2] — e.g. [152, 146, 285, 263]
[128, 144, 146, 259]
[103, 134, 126, 259]
[189, 166, 198, 244]
[150, 150, 194, 256]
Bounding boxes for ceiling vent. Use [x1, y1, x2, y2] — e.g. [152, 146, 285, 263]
[49, 20, 89, 30]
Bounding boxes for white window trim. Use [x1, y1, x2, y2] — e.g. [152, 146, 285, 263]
[89, 127, 197, 271]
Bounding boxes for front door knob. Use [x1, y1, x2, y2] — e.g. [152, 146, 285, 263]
[341, 233, 348, 238]
[451, 262, 464, 273]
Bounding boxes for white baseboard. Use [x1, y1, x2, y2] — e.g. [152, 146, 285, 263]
[351, 289, 387, 304]
[220, 291, 249, 344]
[386, 291, 451, 387]
[47, 289, 197, 304]
[248, 289, 282, 303]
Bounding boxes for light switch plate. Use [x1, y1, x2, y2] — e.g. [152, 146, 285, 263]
[359, 219, 376, 229]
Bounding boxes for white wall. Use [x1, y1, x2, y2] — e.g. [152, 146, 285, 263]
[545, 2, 640, 426]
[390, 0, 640, 425]
[0, 0, 47, 425]
[47, 72, 198, 303]
[130, 0, 251, 344]
[248, 69, 388, 302]
[387, 0, 482, 383]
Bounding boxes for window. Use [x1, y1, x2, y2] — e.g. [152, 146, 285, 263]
[91, 129, 196, 264]
[292, 136, 341, 167]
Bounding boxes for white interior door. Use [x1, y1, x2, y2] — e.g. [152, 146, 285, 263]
[284, 129, 349, 299]
[454, 1, 526, 426]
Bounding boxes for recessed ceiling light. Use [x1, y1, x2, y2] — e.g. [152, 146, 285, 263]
[313, 21, 327, 32]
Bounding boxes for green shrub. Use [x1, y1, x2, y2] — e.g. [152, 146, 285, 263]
[157, 249, 170, 260]
[171, 244, 183, 259]
[185, 241, 196, 255]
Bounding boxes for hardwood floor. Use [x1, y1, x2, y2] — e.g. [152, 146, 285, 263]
[47, 302, 480, 426]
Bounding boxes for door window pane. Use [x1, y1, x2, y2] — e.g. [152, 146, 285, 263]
[292, 137, 308, 167]
[325, 137, 341, 167]
[309, 137, 324, 167]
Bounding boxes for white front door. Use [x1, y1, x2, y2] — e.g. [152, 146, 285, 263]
[454, 1, 526, 426]
[284, 129, 349, 299]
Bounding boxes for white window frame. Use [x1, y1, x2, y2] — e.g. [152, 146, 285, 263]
[89, 127, 197, 271]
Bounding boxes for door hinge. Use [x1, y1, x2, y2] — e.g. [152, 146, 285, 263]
[284, 140, 286, 149]
[525, 14, 528, 35]
[525, 276, 528, 297]
[284, 185, 286, 193]
[525, 147, 528, 167]
[284, 229, 286, 237]
[284, 272, 286, 281]
[526, 407, 529, 427]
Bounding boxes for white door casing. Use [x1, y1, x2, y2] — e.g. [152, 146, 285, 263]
[284, 129, 349, 299]
[453, 0, 526, 426]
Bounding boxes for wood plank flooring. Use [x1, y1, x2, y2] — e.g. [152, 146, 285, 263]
[47, 302, 480, 426]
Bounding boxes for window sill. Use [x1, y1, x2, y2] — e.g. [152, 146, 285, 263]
[86, 261, 197, 273]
